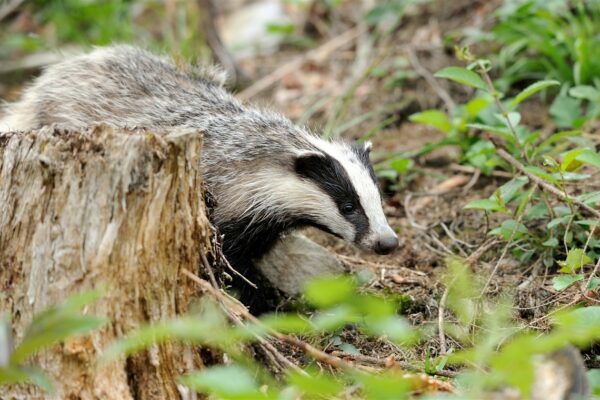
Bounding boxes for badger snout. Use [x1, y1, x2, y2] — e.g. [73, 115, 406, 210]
[362, 226, 399, 255]
[373, 233, 399, 255]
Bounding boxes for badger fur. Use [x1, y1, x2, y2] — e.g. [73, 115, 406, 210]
[0, 46, 398, 283]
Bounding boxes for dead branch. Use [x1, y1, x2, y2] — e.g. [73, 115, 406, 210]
[237, 25, 367, 100]
[181, 269, 455, 393]
[0, 0, 24, 22]
[407, 47, 456, 112]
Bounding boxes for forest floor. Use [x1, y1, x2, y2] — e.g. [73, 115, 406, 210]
[1, 0, 598, 391]
[234, 0, 599, 374]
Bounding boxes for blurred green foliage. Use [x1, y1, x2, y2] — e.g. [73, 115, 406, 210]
[0, 0, 210, 60]
[0, 290, 107, 392]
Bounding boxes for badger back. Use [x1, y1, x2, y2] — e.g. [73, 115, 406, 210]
[0, 45, 239, 132]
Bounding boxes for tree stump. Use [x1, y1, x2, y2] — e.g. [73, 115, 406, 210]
[0, 126, 212, 399]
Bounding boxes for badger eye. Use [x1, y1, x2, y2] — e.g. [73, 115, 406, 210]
[341, 203, 355, 214]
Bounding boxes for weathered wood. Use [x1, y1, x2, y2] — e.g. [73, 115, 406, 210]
[0, 125, 211, 399]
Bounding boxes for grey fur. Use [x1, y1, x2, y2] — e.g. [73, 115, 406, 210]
[0, 45, 398, 267]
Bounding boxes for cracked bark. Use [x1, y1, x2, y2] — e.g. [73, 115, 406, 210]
[0, 125, 211, 399]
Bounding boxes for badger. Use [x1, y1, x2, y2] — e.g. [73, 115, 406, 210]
[0, 46, 398, 291]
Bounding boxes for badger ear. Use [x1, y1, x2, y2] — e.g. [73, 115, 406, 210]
[294, 150, 328, 178]
[363, 141, 373, 153]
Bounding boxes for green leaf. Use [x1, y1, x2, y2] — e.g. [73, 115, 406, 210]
[558, 248, 593, 273]
[434, 66, 487, 90]
[577, 191, 600, 205]
[0, 366, 53, 392]
[493, 219, 529, 241]
[11, 288, 107, 366]
[569, 85, 600, 101]
[103, 305, 230, 361]
[494, 112, 521, 128]
[288, 370, 344, 396]
[510, 80, 560, 107]
[464, 198, 504, 212]
[390, 158, 412, 174]
[465, 97, 492, 117]
[547, 215, 570, 229]
[259, 314, 312, 334]
[311, 306, 355, 331]
[498, 177, 528, 203]
[542, 237, 559, 248]
[409, 110, 452, 133]
[364, 316, 416, 343]
[179, 365, 260, 398]
[588, 278, 600, 291]
[467, 123, 515, 143]
[589, 369, 600, 396]
[524, 166, 560, 185]
[304, 276, 356, 308]
[576, 150, 600, 169]
[552, 275, 584, 291]
[550, 93, 582, 128]
[560, 148, 587, 171]
[537, 130, 581, 151]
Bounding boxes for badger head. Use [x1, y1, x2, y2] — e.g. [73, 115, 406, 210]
[294, 139, 399, 255]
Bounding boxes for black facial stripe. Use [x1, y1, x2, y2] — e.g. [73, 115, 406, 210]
[294, 152, 370, 241]
[351, 144, 377, 183]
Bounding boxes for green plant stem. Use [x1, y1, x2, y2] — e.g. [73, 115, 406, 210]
[478, 63, 528, 162]
[495, 148, 600, 219]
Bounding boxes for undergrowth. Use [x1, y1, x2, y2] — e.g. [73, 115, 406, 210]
[1, 0, 600, 399]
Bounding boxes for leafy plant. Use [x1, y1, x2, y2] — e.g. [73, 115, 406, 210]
[463, 0, 600, 124]
[0, 290, 107, 392]
[410, 51, 600, 281]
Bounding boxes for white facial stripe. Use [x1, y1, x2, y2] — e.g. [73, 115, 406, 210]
[307, 136, 393, 245]
[213, 168, 356, 241]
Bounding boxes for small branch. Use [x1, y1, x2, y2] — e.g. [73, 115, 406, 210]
[0, 0, 24, 22]
[237, 26, 367, 100]
[465, 238, 499, 265]
[448, 163, 513, 179]
[196, 0, 247, 88]
[181, 269, 455, 392]
[495, 148, 600, 219]
[185, 264, 302, 374]
[438, 285, 450, 355]
[479, 67, 526, 159]
[407, 47, 456, 112]
[330, 351, 458, 379]
[585, 250, 600, 293]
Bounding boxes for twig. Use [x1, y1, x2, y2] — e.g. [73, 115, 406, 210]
[461, 168, 480, 194]
[465, 238, 499, 265]
[585, 254, 600, 294]
[0, 0, 24, 22]
[411, 175, 471, 212]
[479, 69, 524, 157]
[438, 284, 450, 356]
[221, 252, 257, 289]
[495, 148, 600, 219]
[196, 0, 247, 88]
[330, 351, 458, 379]
[479, 206, 525, 297]
[183, 267, 354, 368]
[448, 163, 513, 179]
[181, 269, 455, 392]
[200, 252, 219, 289]
[182, 267, 303, 374]
[237, 26, 367, 100]
[0, 47, 82, 75]
[407, 47, 456, 112]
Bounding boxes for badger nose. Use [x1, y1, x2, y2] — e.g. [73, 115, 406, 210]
[374, 234, 399, 255]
